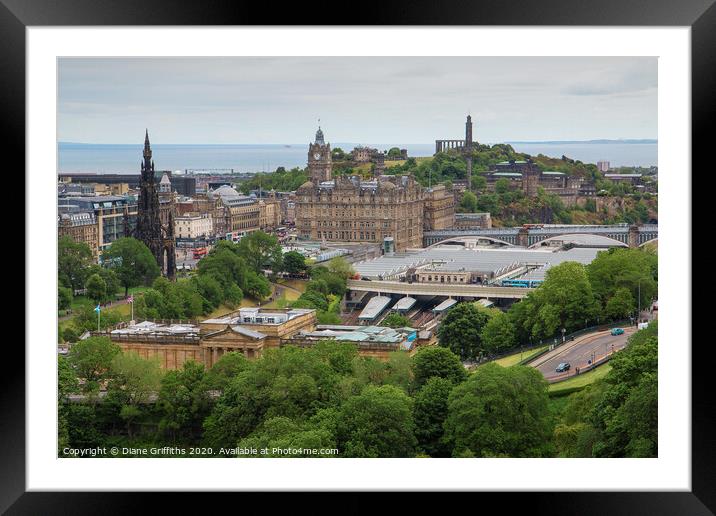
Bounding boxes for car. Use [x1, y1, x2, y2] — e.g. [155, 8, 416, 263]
[611, 328, 625, 336]
[555, 362, 571, 373]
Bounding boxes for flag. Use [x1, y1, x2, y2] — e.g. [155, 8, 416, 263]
[127, 296, 134, 303]
[94, 304, 101, 313]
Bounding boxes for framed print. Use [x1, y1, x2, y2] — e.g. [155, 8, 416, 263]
[5, 0, 710, 512]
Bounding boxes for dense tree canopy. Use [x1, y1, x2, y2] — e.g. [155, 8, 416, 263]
[236, 231, 283, 274]
[102, 237, 160, 296]
[282, 251, 309, 276]
[437, 303, 490, 360]
[444, 363, 554, 457]
[413, 377, 453, 457]
[335, 384, 417, 458]
[68, 336, 121, 393]
[587, 248, 657, 314]
[58, 236, 94, 292]
[412, 346, 467, 388]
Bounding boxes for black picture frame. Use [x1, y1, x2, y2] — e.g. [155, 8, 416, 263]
[4, 0, 707, 512]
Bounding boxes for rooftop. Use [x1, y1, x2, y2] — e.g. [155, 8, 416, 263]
[111, 320, 200, 337]
[291, 324, 418, 350]
[352, 246, 604, 281]
[201, 307, 315, 326]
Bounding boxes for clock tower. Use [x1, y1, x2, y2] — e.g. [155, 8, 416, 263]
[308, 126, 332, 183]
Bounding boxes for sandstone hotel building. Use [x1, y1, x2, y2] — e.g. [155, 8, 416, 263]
[295, 127, 438, 251]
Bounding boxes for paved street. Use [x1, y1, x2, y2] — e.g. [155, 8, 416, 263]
[529, 327, 636, 381]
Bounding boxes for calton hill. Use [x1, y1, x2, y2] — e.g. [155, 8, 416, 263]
[58, 226, 658, 458]
[238, 143, 657, 227]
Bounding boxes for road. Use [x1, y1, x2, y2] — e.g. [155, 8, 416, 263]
[529, 327, 636, 382]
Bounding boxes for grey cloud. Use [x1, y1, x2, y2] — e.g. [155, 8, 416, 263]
[58, 56, 657, 143]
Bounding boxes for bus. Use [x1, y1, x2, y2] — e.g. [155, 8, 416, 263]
[193, 247, 208, 259]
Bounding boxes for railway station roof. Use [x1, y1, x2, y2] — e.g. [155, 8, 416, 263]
[353, 246, 602, 281]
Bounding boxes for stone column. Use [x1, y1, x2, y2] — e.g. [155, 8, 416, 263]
[517, 227, 529, 247]
[628, 224, 640, 248]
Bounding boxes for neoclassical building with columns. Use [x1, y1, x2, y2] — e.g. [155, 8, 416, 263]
[96, 307, 317, 370]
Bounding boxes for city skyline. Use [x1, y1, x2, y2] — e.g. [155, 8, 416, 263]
[58, 56, 657, 145]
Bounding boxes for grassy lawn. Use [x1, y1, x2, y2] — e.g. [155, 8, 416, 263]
[548, 363, 612, 394]
[493, 346, 549, 368]
[276, 279, 308, 293]
[206, 297, 259, 318]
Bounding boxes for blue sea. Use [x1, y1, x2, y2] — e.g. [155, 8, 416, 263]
[57, 141, 657, 174]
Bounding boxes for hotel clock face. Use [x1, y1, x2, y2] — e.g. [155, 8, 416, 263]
[313, 152, 321, 160]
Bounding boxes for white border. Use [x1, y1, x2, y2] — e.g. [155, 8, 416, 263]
[28, 27, 690, 491]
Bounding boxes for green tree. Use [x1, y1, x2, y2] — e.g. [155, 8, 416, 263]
[516, 261, 599, 340]
[158, 361, 211, 441]
[380, 313, 411, 329]
[192, 274, 224, 312]
[437, 302, 490, 360]
[58, 286, 73, 311]
[103, 237, 160, 296]
[387, 147, 403, 159]
[480, 311, 517, 354]
[412, 346, 467, 388]
[590, 324, 658, 457]
[237, 416, 336, 457]
[58, 355, 79, 452]
[413, 377, 453, 457]
[495, 177, 511, 194]
[68, 336, 121, 393]
[605, 287, 636, 320]
[84, 273, 107, 304]
[107, 352, 163, 438]
[243, 272, 272, 300]
[317, 311, 342, 324]
[236, 231, 283, 274]
[335, 384, 417, 457]
[71, 305, 123, 332]
[459, 191, 478, 213]
[202, 351, 251, 391]
[58, 236, 93, 292]
[325, 256, 354, 280]
[587, 248, 657, 311]
[203, 347, 341, 448]
[282, 251, 308, 276]
[444, 363, 553, 457]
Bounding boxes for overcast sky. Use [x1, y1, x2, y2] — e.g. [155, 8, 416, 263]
[58, 57, 657, 144]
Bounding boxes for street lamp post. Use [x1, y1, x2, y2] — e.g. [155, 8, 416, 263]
[562, 327, 566, 343]
[638, 280, 642, 324]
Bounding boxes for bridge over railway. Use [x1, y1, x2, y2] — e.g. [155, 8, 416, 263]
[423, 224, 658, 248]
[346, 279, 534, 300]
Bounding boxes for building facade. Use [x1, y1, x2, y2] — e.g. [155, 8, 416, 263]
[58, 195, 138, 255]
[99, 308, 317, 370]
[296, 127, 425, 251]
[258, 195, 282, 231]
[423, 184, 456, 230]
[175, 212, 213, 240]
[58, 212, 100, 261]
